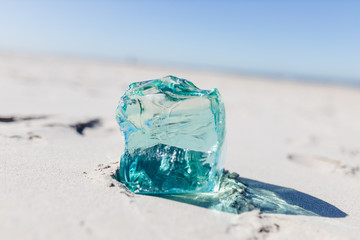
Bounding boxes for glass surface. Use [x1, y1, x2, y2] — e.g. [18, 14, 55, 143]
[116, 76, 225, 194]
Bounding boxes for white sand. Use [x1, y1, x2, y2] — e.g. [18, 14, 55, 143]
[1, 53, 359, 240]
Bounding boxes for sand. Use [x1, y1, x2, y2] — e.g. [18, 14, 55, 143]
[1, 53, 360, 240]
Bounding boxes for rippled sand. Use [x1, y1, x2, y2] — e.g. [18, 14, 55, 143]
[1, 53, 359, 240]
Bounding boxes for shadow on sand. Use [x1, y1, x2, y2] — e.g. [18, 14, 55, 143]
[149, 170, 347, 217]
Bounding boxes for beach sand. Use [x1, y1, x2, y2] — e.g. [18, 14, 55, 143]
[1, 53, 359, 239]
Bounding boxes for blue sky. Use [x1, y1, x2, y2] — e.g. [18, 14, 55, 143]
[0, 1, 359, 82]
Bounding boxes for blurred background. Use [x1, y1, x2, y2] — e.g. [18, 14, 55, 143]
[0, 0, 359, 85]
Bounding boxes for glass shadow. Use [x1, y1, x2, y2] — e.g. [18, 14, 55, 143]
[149, 170, 347, 217]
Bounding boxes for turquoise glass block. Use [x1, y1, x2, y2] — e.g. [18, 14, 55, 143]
[116, 76, 225, 194]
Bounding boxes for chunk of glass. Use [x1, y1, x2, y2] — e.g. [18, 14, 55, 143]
[116, 75, 225, 194]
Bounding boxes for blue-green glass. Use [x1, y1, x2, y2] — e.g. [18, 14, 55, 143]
[116, 76, 225, 194]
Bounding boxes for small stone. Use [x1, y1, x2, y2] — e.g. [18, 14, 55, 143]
[116, 76, 226, 194]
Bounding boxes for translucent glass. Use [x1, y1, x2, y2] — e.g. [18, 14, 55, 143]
[116, 76, 225, 194]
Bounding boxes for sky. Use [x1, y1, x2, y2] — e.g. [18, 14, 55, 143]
[0, 1, 359, 83]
